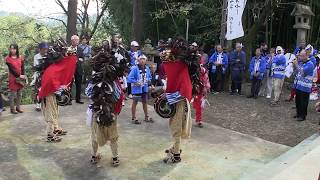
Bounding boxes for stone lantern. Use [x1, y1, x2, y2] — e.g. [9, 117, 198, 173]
[291, 3, 315, 46]
[142, 38, 159, 65]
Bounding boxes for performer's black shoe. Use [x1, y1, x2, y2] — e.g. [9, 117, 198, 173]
[90, 154, 102, 164]
[112, 157, 120, 167]
[47, 134, 62, 143]
[173, 154, 181, 163]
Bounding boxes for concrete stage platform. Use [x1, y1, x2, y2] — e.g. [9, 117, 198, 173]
[0, 102, 290, 180]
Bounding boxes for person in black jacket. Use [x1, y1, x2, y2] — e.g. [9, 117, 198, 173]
[70, 35, 85, 104]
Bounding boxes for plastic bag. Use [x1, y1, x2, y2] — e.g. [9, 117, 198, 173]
[201, 98, 210, 109]
[86, 107, 93, 127]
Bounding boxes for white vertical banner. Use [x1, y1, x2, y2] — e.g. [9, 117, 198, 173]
[225, 0, 247, 40]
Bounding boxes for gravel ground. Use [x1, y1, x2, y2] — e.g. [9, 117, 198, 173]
[147, 82, 319, 147]
[202, 83, 319, 147]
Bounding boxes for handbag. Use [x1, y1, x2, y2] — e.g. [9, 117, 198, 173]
[15, 76, 28, 87]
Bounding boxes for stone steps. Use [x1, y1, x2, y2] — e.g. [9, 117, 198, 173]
[240, 133, 320, 180]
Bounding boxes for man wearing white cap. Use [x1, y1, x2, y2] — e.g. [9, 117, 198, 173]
[128, 41, 142, 66]
[127, 41, 143, 98]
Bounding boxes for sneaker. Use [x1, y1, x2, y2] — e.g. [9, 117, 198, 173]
[132, 118, 141, 124]
[266, 95, 271, 99]
[35, 103, 41, 111]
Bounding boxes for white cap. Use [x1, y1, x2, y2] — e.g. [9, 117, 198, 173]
[276, 46, 284, 54]
[305, 44, 314, 54]
[130, 41, 139, 47]
[191, 42, 198, 47]
[138, 54, 147, 60]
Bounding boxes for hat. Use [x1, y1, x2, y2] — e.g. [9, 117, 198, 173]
[191, 42, 198, 47]
[38, 42, 48, 49]
[130, 41, 139, 47]
[138, 54, 147, 60]
[305, 44, 314, 54]
[276, 46, 284, 54]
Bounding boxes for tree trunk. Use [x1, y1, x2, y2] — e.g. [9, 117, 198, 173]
[132, 0, 143, 43]
[66, 0, 78, 44]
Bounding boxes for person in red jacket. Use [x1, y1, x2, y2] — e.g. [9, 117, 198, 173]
[5, 44, 25, 114]
[193, 63, 210, 128]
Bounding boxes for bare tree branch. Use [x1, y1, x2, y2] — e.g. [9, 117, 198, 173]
[45, 17, 67, 28]
[77, 13, 84, 23]
[21, 36, 39, 44]
[96, 0, 100, 19]
[55, 0, 68, 14]
[91, 1, 108, 37]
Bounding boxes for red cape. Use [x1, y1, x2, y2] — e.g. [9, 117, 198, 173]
[38, 56, 77, 98]
[163, 60, 192, 101]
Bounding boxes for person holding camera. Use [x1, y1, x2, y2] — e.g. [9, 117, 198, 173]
[5, 44, 25, 114]
[32, 42, 49, 111]
[293, 50, 315, 121]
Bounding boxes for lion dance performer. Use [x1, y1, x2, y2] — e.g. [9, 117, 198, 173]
[85, 40, 128, 167]
[156, 37, 201, 164]
[37, 40, 77, 142]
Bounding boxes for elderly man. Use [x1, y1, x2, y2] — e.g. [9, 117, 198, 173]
[293, 50, 314, 121]
[70, 35, 85, 104]
[248, 48, 267, 99]
[229, 43, 246, 95]
[208, 44, 228, 93]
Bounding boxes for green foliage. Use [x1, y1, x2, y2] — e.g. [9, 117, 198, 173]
[0, 15, 65, 105]
[107, 0, 133, 44]
[106, 0, 221, 49]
